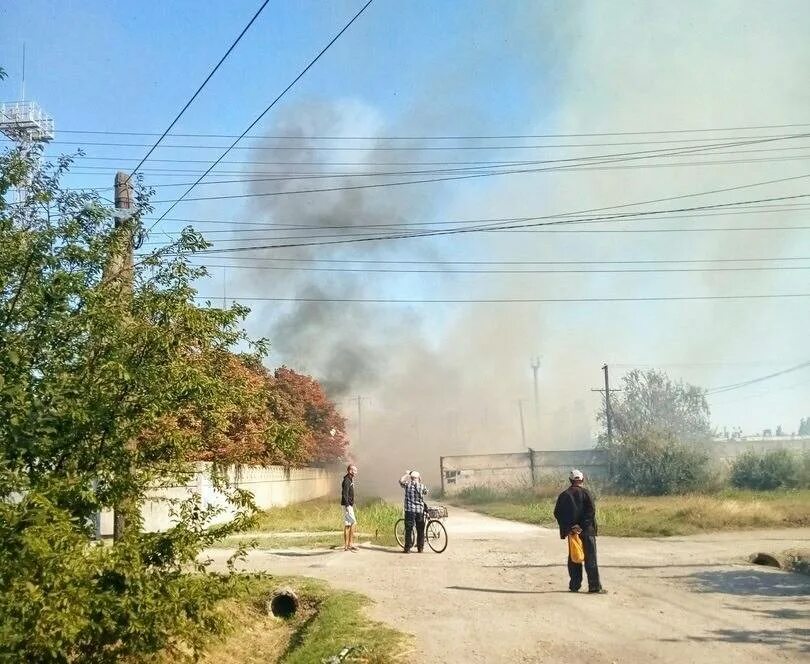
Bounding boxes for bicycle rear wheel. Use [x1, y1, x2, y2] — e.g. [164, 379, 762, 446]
[425, 519, 448, 553]
[394, 518, 406, 548]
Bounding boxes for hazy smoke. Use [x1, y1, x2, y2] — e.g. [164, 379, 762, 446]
[226, 1, 810, 494]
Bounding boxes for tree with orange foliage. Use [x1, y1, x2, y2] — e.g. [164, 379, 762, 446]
[175, 356, 347, 467]
[272, 367, 349, 464]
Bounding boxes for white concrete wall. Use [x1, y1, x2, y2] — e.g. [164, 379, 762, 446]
[99, 463, 340, 536]
[440, 449, 609, 495]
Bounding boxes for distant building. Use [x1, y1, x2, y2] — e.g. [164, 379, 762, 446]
[710, 435, 810, 464]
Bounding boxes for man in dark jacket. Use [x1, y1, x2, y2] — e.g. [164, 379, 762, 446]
[341, 464, 358, 552]
[553, 469, 606, 593]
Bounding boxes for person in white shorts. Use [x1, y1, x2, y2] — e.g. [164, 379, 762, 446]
[341, 464, 358, 551]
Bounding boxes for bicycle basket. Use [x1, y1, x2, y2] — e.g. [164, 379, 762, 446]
[427, 505, 448, 519]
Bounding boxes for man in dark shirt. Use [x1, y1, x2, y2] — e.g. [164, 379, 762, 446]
[553, 469, 606, 594]
[341, 464, 358, 552]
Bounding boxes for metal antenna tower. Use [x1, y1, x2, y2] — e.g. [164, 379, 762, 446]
[0, 46, 55, 205]
[1, 44, 55, 145]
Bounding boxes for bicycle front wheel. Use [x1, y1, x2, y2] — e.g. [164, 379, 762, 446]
[394, 518, 406, 548]
[425, 519, 448, 553]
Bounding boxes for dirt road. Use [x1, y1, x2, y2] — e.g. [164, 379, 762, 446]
[208, 508, 810, 663]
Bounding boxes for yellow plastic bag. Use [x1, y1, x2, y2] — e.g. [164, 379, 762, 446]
[568, 532, 585, 564]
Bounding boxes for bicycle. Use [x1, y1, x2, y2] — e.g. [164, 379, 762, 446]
[394, 504, 449, 553]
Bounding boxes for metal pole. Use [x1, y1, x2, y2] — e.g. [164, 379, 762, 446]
[21, 43, 26, 101]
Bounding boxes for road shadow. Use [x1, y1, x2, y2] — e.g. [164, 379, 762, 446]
[357, 544, 407, 554]
[270, 550, 336, 557]
[447, 585, 574, 595]
[662, 627, 810, 653]
[485, 562, 733, 570]
[731, 602, 810, 621]
[680, 569, 810, 597]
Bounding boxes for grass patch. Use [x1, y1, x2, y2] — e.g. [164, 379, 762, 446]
[782, 550, 810, 576]
[166, 574, 406, 663]
[224, 498, 401, 549]
[450, 485, 810, 537]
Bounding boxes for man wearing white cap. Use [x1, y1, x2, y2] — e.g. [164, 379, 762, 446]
[553, 469, 606, 593]
[399, 470, 428, 553]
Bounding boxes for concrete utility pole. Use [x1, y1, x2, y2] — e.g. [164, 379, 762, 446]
[602, 364, 613, 446]
[107, 171, 135, 284]
[590, 364, 621, 447]
[530, 357, 541, 437]
[352, 396, 369, 448]
[109, 171, 135, 542]
[518, 399, 527, 448]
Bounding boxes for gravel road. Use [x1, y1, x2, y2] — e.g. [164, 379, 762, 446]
[207, 507, 810, 663]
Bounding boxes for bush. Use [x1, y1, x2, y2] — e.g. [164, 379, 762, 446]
[606, 434, 713, 496]
[0, 489, 244, 662]
[730, 449, 807, 490]
[0, 145, 260, 661]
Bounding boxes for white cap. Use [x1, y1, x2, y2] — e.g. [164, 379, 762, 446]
[409, 470, 421, 480]
[569, 468, 584, 481]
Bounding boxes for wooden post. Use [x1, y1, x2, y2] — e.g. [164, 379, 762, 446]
[439, 456, 445, 496]
[528, 448, 536, 486]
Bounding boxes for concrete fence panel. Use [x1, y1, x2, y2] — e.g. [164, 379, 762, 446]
[440, 449, 609, 495]
[98, 463, 341, 536]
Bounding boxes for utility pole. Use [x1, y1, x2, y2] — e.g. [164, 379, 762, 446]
[106, 171, 135, 285]
[517, 399, 527, 448]
[602, 364, 613, 446]
[530, 357, 541, 438]
[590, 364, 621, 446]
[352, 396, 369, 447]
[109, 171, 135, 542]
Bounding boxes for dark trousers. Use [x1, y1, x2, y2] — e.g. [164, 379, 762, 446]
[568, 532, 602, 591]
[404, 510, 425, 552]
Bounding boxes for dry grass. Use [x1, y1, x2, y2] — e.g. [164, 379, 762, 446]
[223, 498, 401, 549]
[158, 575, 406, 664]
[782, 549, 810, 576]
[450, 486, 810, 537]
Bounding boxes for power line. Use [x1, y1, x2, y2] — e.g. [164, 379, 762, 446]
[148, 206, 810, 240]
[126, 0, 271, 181]
[147, 0, 377, 234]
[138, 203, 810, 231]
[188, 255, 810, 266]
[67, 153, 810, 192]
[193, 292, 810, 304]
[187, 190, 810, 253]
[44, 120, 810, 140]
[186, 262, 810, 274]
[147, 134, 810, 204]
[709, 375, 810, 405]
[706, 361, 810, 395]
[142, 224, 810, 241]
[15, 133, 810, 151]
[58, 147, 808, 169]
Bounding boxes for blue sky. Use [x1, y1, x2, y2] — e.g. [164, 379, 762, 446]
[2, 1, 809, 449]
[0, 1, 547, 153]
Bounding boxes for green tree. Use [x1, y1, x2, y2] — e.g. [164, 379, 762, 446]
[599, 369, 713, 495]
[0, 145, 271, 661]
[730, 449, 805, 490]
